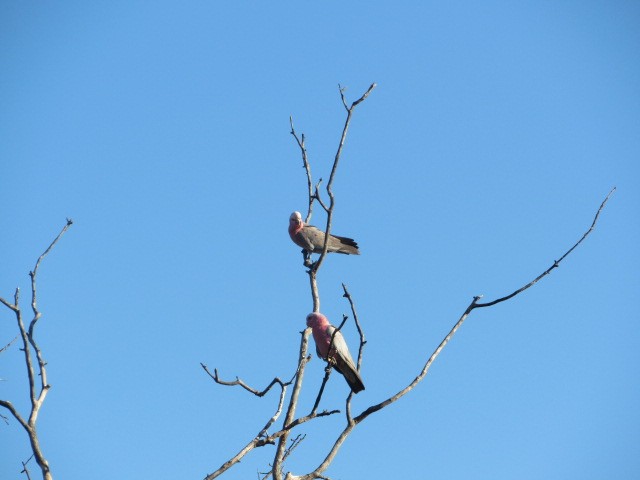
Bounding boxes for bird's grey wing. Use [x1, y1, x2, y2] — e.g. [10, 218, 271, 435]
[300, 225, 326, 253]
[330, 330, 357, 369]
[295, 226, 318, 251]
[328, 328, 365, 393]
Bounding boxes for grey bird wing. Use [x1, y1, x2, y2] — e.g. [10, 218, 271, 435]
[298, 225, 325, 253]
[302, 225, 360, 255]
[327, 327, 365, 393]
[294, 226, 320, 251]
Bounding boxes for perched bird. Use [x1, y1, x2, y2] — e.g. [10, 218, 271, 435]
[288, 211, 360, 257]
[306, 312, 365, 394]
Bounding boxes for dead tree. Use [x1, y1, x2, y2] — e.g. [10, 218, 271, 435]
[201, 84, 614, 479]
[1, 219, 73, 480]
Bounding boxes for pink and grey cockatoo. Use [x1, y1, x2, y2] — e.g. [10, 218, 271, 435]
[306, 312, 365, 394]
[288, 211, 360, 258]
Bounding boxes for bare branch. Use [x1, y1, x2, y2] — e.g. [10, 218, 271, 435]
[204, 436, 268, 480]
[17, 293, 38, 415]
[341, 284, 366, 371]
[356, 296, 480, 424]
[476, 187, 615, 308]
[21, 455, 34, 480]
[28, 218, 74, 333]
[282, 434, 306, 462]
[202, 372, 292, 480]
[341, 285, 366, 423]
[0, 399, 30, 430]
[201, 364, 291, 397]
[310, 368, 332, 416]
[284, 409, 340, 432]
[260, 384, 290, 438]
[272, 329, 312, 480]
[203, 350, 340, 479]
[0, 295, 18, 312]
[0, 335, 18, 355]
[311, 83, 376, 275]
[308, 273, 321, 314]
[1, 218, 73, 480]
[312, 180, 329, 214]
[290, 117, 314, 225]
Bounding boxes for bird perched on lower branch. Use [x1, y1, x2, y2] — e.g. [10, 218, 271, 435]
[306, 312, 365, 394]
[288, 211, 360, 258]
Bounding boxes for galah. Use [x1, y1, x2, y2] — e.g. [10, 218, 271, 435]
[306, 312, 365, 394]
[288, 211, 360, 257]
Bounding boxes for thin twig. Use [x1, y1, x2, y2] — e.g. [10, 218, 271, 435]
[202, 356, 308, 480]
[341, 284, 366, 424]
[312, 83, 376, 275]
[0, 399, 29, 430]
[0, 335, 18, 354]
[0, 295, 18, 312]
[476, 187, 615, 308]
[282, 409, 341, 433]
[20, 454, 34, 480]
[310, 369, 332, 415]
[313, 180, 329, 214]
[342, 284, 366, 371]
[290, 117, 315, 224]
[28, 218, 74, 335]
[282, 434, 306, 462]
[201, 364, 292, 397]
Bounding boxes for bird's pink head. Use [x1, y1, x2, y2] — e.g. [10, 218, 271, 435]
[289, 211, 303, 227]
[306, 312, 329, 329]
[289, 211, 304, 234]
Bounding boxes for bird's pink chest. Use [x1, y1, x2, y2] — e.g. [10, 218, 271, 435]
[312, 325, 331, 358]
[288, 224, 304, 244]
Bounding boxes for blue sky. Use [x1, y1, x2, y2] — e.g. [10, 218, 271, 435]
[1, 2, 638, 479]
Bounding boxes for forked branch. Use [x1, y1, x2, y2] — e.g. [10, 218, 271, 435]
[0, 218, 73, 480]
[313, 83, 376, 275]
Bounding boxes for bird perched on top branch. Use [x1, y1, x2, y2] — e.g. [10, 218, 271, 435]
[288, 211, 360, 261]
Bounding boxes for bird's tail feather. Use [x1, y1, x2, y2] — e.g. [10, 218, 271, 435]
[335, 358, 365, 393]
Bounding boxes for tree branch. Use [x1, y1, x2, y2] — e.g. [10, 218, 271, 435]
[287, 188, 614, 479]
[311, 83, 376, 275]
[1, 218, 73, 480]
[21, 455, 34, 480]
[272, 329, 312, 480]
[476, 187, 615, 308]
[201, 364, 293, 397]
[289, 117, 315, 225]
[0, 335, 18, 355]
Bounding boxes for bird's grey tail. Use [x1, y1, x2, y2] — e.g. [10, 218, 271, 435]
[335, 358, 365, 393]
[333, 234, 360, 255]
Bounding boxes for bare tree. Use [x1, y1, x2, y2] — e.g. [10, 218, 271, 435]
[202, 84, 614, 479]
[1, 219, 73, 480]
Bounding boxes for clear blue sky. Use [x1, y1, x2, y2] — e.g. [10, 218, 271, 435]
[1, 2, 638, 479]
